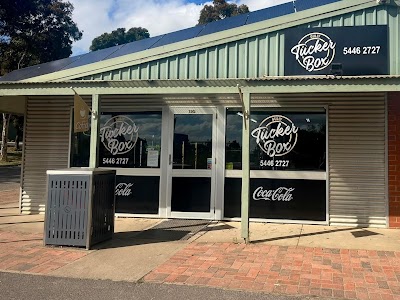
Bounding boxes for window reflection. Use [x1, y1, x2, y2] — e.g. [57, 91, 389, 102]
[99, 112, 162, 168]
[225, 109, 326, 171]
[173, 114, 213, 170]
[70, 111, 162, 169]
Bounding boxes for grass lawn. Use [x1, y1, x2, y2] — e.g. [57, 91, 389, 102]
[0, 147, 22, 167]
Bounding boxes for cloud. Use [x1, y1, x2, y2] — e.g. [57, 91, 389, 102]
[69, 0, 292, 55]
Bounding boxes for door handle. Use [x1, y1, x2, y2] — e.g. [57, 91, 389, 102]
[169, 154, 172, 165]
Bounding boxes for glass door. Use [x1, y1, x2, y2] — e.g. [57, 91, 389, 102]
[168, 107, 216, 219]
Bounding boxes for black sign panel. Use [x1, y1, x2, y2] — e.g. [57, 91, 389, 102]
[284, 25, 388, 76]
[224, 178, 326, 221]
[115, 176, 160, 214]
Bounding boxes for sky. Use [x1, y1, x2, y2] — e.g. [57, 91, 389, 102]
[68, 0, 291, 55]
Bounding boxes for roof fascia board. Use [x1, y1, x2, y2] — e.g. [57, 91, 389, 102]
[25, 0, 379, 82]
[4, 77, 400, 95]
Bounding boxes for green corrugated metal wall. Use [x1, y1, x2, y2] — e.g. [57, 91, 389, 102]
[79, 5, 399, 81]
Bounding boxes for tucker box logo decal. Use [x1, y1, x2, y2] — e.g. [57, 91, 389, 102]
[291, 32, 336, 72]
[251, 115, 299, 158]
[100, 115, 139, 156]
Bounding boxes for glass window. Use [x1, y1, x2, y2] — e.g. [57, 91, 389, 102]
[173, 114, 213, 170]
[70, 113, 91, 167]
[225, 109, 326, 171]
[70, 111, 162, 169]
[99, 112, 162, 168]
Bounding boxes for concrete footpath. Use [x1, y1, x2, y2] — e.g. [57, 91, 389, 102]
[1, 187, 400, 300]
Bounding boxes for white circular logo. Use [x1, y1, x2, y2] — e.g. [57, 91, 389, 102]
[100, 115, 139, 155]
[251, 115, 299, 157]
[291, 32, 336, 72]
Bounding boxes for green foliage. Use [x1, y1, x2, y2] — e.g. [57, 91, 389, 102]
[198, 0, 249, 25]
[90, 27, 150, 51]
[0, 0, 82, 75]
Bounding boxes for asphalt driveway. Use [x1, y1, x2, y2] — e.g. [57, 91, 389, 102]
[0, 166, 21, 186]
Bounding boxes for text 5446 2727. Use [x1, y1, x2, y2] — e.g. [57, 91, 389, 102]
[260, 160, 289, 167]
[343, 46, 380, 55]
[102, 158, 129, 165]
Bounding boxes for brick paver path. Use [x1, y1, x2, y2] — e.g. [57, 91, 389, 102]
[145, 243, 400, 300]
[0, 230, 89, 274]
[0, 183, 90, 275]
[0, 188, 19, 205]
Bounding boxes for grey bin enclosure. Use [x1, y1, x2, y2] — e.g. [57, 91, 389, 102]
[44, 168, 116, 250]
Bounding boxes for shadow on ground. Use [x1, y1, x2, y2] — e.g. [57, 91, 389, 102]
[251, 227, 382, 244]
[95, 220, 230, 249]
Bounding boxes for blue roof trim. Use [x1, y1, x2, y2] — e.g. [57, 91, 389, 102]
[0, 0, 345, 81]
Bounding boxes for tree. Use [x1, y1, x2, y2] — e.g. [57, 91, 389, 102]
[0, 0, 83, 75]
[0, 0, 82, 161]
[11, 115, 24, 151]
[198, 0, 249, 25]
[0, 114, 10, 161]
[90, 27, 150, 51]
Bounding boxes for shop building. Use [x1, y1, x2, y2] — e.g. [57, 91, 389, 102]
[0, 0, 399, 228]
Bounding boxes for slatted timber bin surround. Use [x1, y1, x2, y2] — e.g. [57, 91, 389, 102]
[44, 169, 116, 250]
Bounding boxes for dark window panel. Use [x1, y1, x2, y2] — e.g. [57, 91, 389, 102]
[224, 178, 326, 221]
[0, 54, 81, 81]
[197, 13, 249, 37]
[115, 175, 159, 214]
[150, 25, 205, 49]
[106, 36, 164, 60]
[246, 2, 295, 25]
[171, 177, 211, 213]
[295, 0, 341, 12]
[62, 45, 123, 70]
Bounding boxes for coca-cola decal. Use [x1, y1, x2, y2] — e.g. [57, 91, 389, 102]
[115, 182, 133, 197]
[100, 115, 139, 155]
[251, 115, 299, 157]
[253, 186, 295, 202]
[291, 32, 336, 72]
[115, 176, 160, 214]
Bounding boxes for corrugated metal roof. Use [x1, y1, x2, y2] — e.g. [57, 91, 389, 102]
[1, 76, 400, 96]
[260, 75, 400, 80]
[2, 74, 400, 86]
[0, 0, 345, 82]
